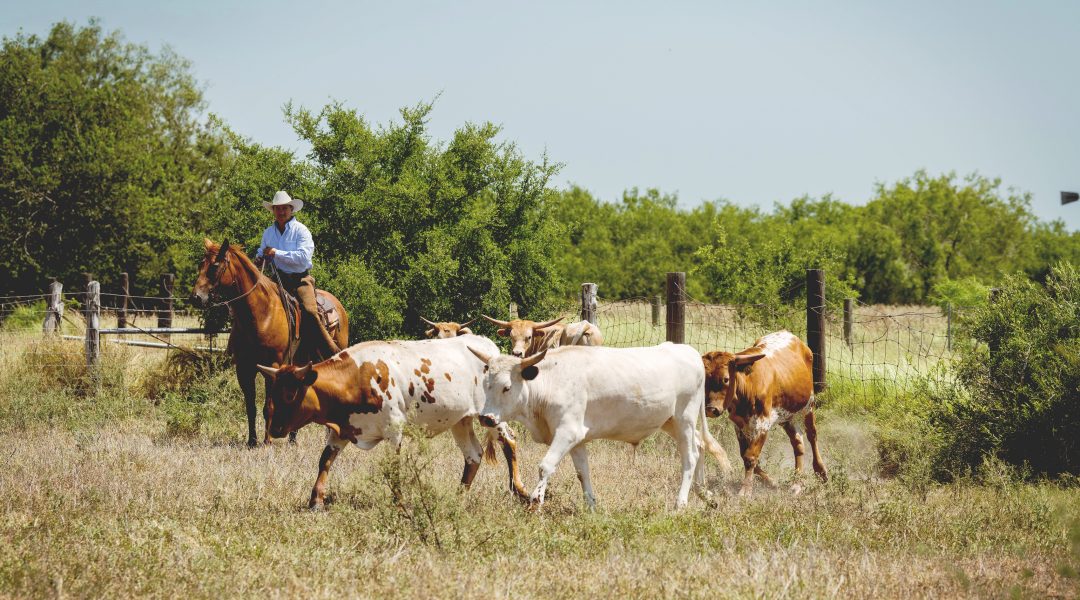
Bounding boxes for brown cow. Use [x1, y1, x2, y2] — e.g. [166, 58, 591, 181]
[421, 316, 477, 339]
[702, 331, 827, 496]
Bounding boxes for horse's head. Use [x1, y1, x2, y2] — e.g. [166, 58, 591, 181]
[190, 238, 245, 307]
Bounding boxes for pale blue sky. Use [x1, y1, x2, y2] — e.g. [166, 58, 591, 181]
[4, 1, 1079, 230]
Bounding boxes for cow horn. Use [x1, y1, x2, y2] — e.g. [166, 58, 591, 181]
[467, 346, 493, 365]
[215, 239, 230, 262]
[294, 362, 313, 379]
[520, 348, 548, 369]
[459, 317, 477, 328]
[420, 316, 440, 327]
[256, 364, 279, 377]
[482, 314, 511, 328]
[733, 353, 766, 367]
[533, 316, 565, 330]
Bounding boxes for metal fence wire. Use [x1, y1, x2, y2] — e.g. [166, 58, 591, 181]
[591, 296, 964, 405]
[1, 288, 965, 405]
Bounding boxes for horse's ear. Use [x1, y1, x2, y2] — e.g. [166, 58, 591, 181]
[215, 239, 230, 262]
[203, 238, 214, 251]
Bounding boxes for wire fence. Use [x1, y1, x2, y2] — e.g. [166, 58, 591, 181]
[0, 285, 969, 406]
[0, 292, 228, 388]
[588, 296, 968, 406]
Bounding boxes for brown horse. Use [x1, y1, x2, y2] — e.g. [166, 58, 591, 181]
[190, 238, 350, 447]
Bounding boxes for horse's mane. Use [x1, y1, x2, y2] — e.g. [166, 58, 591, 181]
[204, 240, 262, 280]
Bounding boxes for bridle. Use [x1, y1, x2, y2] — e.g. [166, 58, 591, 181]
[203, 240, 261, 308]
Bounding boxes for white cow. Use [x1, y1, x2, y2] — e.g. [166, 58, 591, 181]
[257, 334, 527, 508]
[468, 343, 731, 509]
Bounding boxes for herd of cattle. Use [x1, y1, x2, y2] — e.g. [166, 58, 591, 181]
[255, 315, 828, 510]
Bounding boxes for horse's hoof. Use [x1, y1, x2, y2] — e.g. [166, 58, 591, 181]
[246, 439, 259, 449]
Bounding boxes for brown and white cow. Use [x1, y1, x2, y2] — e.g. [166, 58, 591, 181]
[421, 316, 477, 339]
[702, 331, 827, 496]
[482, 315, 603, 357]
[256, 334, 527, 509]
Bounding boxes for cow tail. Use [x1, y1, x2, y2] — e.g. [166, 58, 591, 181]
[700, 400, 732, 473]
[482, 427, 499, 465]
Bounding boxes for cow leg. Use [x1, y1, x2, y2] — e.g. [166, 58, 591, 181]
[310, 433, 349, 509]
[568, 444, 596, 509]
[449, 418, 483, 488]
[804, 410, 828, 482]
[736, 428, 771, 496]
[237, 365, 259, 448]
[781, 421, 807, 494]
[662, 419, 703, 509]
[531, 428, 583, 507]
[495, 422, 530, 501]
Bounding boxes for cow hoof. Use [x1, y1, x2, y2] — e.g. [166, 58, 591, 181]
[246, 439, 259, 449]
[308, 502, 326, 512]
[737, 487, 753, 498]
[790, 482, 804, 496]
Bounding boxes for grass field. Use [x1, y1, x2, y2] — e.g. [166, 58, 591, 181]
[0, 305, 1077, 598]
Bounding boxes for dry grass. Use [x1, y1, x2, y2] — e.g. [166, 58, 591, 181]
[0, 304, 1077, 598]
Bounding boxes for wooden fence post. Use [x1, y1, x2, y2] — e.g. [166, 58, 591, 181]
[806, 269, 826, 394]
[580, 283, 597, 325]
[43, 278, 63, 334]
[946, 302, 952, 352]
[651, 295, 662, 327]
[85, 280, 100, 368]
[843, 298, 853, 347]
[665, 272, 686, 344]
[118, 272, 130, 330]
[508, 302, 518, 320]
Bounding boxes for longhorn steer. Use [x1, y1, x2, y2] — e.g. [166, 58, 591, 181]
[482, 314, 604, 357]
[257, 334, 527, 508]
[421, 316, 477, 339]
[702, 330, 828, 496]
[468, 343, 731, 509]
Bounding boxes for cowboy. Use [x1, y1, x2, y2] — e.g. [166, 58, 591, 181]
[254, 190, 341, 359]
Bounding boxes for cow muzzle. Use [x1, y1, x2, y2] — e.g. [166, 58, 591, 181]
[479, 414, 498, 428]
[705, 405, 722, 418]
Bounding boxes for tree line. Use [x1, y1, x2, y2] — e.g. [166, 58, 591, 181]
[3, 22, 1078, 341]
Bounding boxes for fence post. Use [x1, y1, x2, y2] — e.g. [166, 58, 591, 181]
[43, 278, 63, 334]
[85, 280, 100, 368]
[806, 269, 826, 394]
[945, 302, 952, 352]
[651, 295, 662, 327]
[580, 283, 598, 325]
[118, 272, 130, 330]
[843, 298, 853, 347]
[665, 272, 686, 344]
[508, 302, 518, 320]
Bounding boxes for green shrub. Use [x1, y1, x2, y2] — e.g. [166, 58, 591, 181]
[1, 301, 46, 332]
[928, 276, 989, 311]
[922, 263, 1080, 478]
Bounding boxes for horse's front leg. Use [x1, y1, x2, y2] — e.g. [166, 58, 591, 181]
[237, 364, 258, 448]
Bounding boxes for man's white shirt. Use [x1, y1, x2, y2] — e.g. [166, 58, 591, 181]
[256, 218, 313, 274]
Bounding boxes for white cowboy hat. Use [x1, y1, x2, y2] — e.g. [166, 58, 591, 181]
[262, 190, 304, 213]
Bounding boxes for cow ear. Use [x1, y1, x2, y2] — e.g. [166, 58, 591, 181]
[425, 328, 436, 337]
[521, 365, 540, 381]
[303, 370, 319, 386]
[458, 327, 473, 336]
[497, 328, 510, 337]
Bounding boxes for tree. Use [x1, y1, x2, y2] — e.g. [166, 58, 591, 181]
[0, 20, 226, 296]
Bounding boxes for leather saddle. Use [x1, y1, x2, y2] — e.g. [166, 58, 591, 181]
[281, 290, 341, 341]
